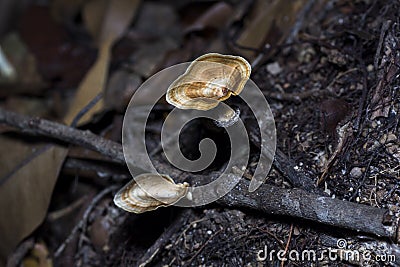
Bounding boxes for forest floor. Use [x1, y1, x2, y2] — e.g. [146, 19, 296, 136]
[1, 0, 399, 266]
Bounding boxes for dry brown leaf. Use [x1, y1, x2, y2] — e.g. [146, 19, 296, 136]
[82, 0, 108, 43]
[0, 134, 43, 176]
[129, 1, 180, 77]
[157, 1, 244, 70]
[0, 1, 140, 263]
[4, 97, 50, 118]
[104, 69, 142, 112]
[83, 0, 141, 45]
[234, 0, 308, 62]
[183, 2, 234, 34]
[17, 6, 96, 89]
[65, 0, 141, 124]
[132, 38, 179, 78]
[0, 136, 67, 264]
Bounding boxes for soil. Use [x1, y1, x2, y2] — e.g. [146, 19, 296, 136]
[4, 0, 399, 266]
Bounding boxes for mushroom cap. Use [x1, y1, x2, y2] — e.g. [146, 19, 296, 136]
[166, 53, 251, 110]
[113, 173, 189, 213]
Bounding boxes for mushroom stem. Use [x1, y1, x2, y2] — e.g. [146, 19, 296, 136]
[213, 105, 240, 128]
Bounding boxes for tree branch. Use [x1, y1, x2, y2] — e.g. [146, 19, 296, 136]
[0, 108, 124, 164]
[0, 107, 398, 242]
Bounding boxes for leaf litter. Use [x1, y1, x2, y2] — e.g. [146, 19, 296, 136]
[0, 0, 399, 266]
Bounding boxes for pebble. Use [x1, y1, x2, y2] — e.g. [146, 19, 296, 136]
[266, 62, 282, 75]
[350, 167, 363, 178]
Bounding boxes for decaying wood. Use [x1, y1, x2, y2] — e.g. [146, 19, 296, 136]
[0, 107, 398, 242]
[273, 148, 320, 192]
[221, 176, 396, 240]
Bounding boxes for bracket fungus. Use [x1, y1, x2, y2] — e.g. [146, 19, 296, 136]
[113, 173, 189, 213]
[166, 53, 251, 110]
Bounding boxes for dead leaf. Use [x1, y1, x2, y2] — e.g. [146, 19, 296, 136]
[132, 38, 179, 78]
[4, 97, 50, 117]
[82, 0, 108, 43]
[66, 0, 141, 124]
[83, 0, 141, 45]
[0, 1, 140, 264]
[157, 1, 243, 70]
[183, 2, 234, 34]
[128, 1, 180, 77]
[0, 135, 67, 264]
[104, 69, 142, 112]
[18, 6, 96, 89]
[234, 0, 308, 63]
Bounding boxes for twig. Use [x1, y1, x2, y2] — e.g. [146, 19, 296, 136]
[0, 108, 125, 164]
[349, 149, 380, 202]
[354, 55, 369, 133]
[62, 158, 130, 181]
[326, 68, 360, 93]
[137, 209, 194, 267]
[369, 22, 399, 120]
[256, 226, 285, 248]
[274, 148, 322, 193]
[219, 176, 397, 242]
[54, 186, 118, 258]
[248, 127, 321, 194]
[374, 21, 391, 71]
[0, 144, 51, 187]
[180, 218, 208, 249]
[47, 195, 88, 221]
[317, 122, 352, 185]
[185, 228, 223, 265]
[70, 93, 102, 128]
[281, 224, 294, 267]
[0, 108, 320, 194]
[6, 238, 34, 267]
[1, 108, 398, 242]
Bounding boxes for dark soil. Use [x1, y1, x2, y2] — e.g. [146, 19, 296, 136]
[4, 0, 399, 266]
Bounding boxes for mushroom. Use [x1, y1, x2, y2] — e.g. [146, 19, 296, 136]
[166, 53, 251, 110]
[113, 173, 189, 213]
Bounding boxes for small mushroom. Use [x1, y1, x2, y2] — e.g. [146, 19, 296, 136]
[113, 173, 189, 213]
[166, 53, 251, 110]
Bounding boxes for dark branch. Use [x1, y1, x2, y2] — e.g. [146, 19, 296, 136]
[221, 177, 395, 240]
[0, 108, 125, 164]
[0, 107, 398, 242]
